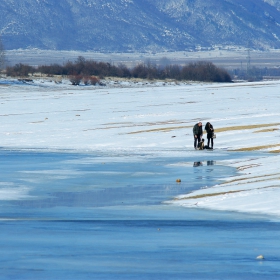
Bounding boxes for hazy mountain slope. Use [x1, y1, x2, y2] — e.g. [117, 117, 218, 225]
[150, 0, 280, 49]
[1, 0, 280, 51]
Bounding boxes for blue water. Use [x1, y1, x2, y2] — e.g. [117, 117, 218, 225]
[0, 149, 279, 279]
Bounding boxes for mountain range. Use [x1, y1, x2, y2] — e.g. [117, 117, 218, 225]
[1, 0, 280, 52]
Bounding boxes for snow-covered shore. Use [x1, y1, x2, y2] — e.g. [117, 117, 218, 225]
[0, 77, 280, 216]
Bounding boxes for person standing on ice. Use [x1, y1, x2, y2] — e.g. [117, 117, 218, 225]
[193, 122, 203, 149]
[205, 122, 214, 149]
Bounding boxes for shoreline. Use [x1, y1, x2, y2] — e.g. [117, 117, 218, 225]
[0, 79, 279, 217]
[168, 151, 280, 217]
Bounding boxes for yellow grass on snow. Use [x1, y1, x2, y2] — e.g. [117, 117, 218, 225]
[233, 143, 280, 152]
[214, 123, 280, 133]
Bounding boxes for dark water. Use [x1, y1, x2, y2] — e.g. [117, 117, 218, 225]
[0, 149, 279, 279]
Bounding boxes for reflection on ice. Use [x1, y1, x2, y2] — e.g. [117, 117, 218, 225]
[0, 149, 238, 210]
[193, 161, 203, 167]
[193, 160, 216, 167]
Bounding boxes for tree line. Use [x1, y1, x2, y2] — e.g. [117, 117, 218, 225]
[230, 66, 280, 81]
[5, 56, 232, 83]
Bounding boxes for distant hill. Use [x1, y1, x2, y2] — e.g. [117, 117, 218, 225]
[1, 0, 280, 51]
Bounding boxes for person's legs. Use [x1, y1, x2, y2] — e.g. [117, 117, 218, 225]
[194, 135, 202, 148]
[211, 138, 213, 148]
[194, 136, 198, 148]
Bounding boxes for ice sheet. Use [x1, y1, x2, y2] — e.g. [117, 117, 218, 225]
[0, 78, 280, 216]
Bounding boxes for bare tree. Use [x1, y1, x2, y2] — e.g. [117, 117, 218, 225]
[0, 36, 5, 70]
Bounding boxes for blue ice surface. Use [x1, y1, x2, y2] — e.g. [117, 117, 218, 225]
[0, 78, 49, 88]
[0, 148, 279, 279]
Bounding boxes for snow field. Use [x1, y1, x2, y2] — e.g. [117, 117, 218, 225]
[0, 78, 280, 216]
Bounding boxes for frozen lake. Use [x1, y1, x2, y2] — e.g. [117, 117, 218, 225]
[0, 149, 279, 279]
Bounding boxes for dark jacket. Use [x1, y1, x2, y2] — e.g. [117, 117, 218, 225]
[193, 123, 203, 136]
[205, 122, 214, 138]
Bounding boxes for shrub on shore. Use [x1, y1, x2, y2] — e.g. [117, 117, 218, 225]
[89, 76, 100, 85]
[69, 75, 82, 85]
[5, 57, 232, 83]
[6, 63, 35, 77]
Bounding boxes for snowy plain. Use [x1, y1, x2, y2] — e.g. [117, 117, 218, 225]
[0, 77, 280, 217]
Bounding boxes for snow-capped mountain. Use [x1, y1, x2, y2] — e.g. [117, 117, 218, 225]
[1, 0, 280, 51]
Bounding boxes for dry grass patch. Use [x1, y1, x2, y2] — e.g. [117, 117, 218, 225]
[106, 120, 188, 128]
[128, 125, 193, 134]
[126, 122, 280, 135]
[233, 143, 280, 152]
[175, 190, 243, 200]
[214, 123, 280, 133]
[220, 172, 280, 185]
[270, 149, 280, 154]
[85, 120, 190, 132]
[221, 176, 280, 187]
[235, 177, 280, 185]
[254, 128, 279, 133]
[237, 164, 260, 171]
[175, 184, 280, 200]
